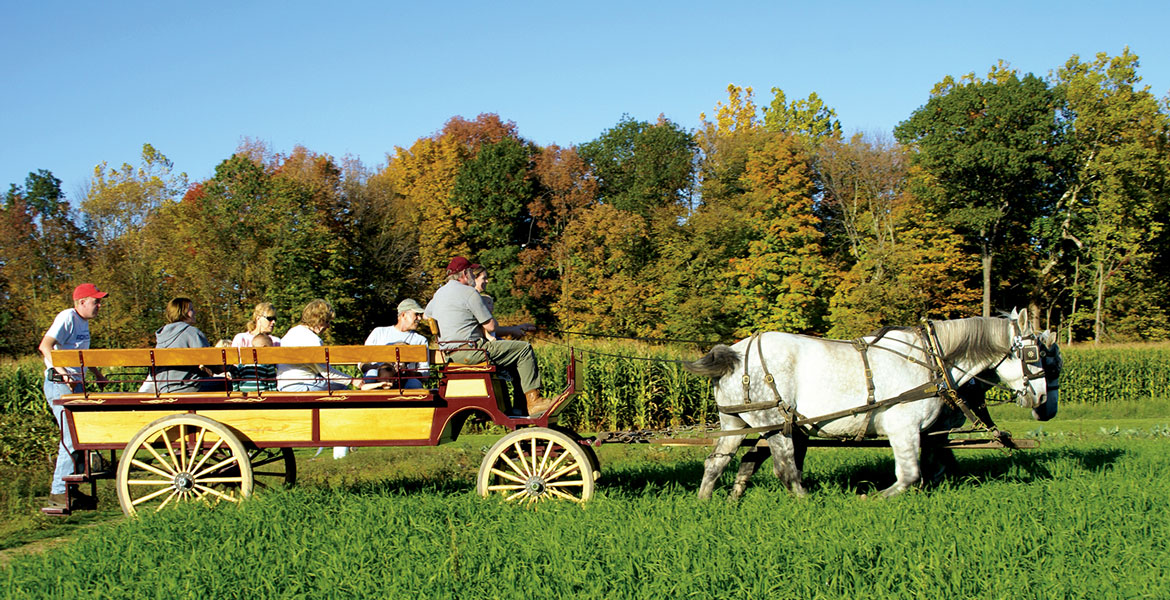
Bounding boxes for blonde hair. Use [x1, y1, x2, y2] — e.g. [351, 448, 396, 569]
[164, 297, 194, 324]
[300, 299, 334, 330]
[246, 302, 276, 334]
[252, 333, 274, 347]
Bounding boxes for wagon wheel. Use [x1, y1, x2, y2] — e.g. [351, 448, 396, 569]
[248, 447, 297, 490]
[116, 414, 253, 517]
[477, 427, 595, 504]
[551, 425, 601, 482]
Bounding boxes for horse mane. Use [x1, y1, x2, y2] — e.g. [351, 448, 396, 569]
[931, 317, 1012, 363]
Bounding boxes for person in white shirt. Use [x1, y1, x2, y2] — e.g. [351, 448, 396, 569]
[361, 298, 430, 389]
[277, 299, 362, 392]
[38, 283, 109, 509]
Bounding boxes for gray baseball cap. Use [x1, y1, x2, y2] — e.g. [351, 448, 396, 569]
[397, 298, 425, 315]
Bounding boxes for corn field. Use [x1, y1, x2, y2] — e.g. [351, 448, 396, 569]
[4, 343, 1169, 428]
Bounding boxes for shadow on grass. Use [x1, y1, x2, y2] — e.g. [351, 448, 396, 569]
[591, 445, 1126, 498]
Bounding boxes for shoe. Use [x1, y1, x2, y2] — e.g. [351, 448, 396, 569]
[46, 493, 68, 509]
[523, 389, 567, 418]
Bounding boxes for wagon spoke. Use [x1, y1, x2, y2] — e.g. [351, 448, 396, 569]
[498, 453, 529, 481]
[155, 489, 186, 511]
[489, 468, 527, 485]
[508, 442, 533, 478]
[178, 423, 188, 472]
[192, 451, 238, 479]
[547, 462, 582, 481]
[503, 489, 529, 502]
[194, 484, 241, 503]
[142, 442, 177, 475]
[132, 485, 176, 507]
[188, 427, 207, 473]
[542, 450, 571, 478]
[188, 438, 226, 477]
[126, 479, 175, 486]
[195, 476, 246, 484]
[547, 479, 586, 488]
[486, 484, 526, 492]
[131, 458, 177, 481]
[546, 488, 584, 503]
[162, 426, 183, 474]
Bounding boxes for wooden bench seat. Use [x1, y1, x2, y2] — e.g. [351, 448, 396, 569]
[53, 344, 432, 369]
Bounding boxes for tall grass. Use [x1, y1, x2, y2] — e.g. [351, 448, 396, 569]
[3, 436, 1169, 598]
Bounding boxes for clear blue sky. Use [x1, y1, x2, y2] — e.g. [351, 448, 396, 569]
[2, 0, 1167, 201]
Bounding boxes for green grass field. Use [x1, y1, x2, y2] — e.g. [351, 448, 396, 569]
[2, 402, 1169, 599]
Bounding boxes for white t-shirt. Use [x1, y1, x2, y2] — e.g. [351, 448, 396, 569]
[363, 326, 429, 378]
[276, 325, 350, 390]
[45, 308, 90, 375]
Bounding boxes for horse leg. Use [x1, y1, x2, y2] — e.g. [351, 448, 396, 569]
[880, 429, 922, 498]
[765, 433, 807, 497]
[920, 437, 958, 485]
[699, 432, 743, 500]
[729, 444, 768, 501]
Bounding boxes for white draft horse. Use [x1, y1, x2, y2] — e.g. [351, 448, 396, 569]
[683, 310, 1053, 499]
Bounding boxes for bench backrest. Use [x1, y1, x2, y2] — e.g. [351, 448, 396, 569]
[52, 344, 431, 369]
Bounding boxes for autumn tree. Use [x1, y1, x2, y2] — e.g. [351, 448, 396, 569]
[0, 170, 88, 355]
[721, 133, 833, 335]
[818, 134, 979, 335]
[80, 144, 187, 346]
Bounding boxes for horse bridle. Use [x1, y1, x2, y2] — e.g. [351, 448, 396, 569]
[964, 319, 1047, 408]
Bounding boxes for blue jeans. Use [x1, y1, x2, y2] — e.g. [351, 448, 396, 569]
[44, 370, 81, 495]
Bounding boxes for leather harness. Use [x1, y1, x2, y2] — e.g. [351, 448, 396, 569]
[714, 320, 1042, 442]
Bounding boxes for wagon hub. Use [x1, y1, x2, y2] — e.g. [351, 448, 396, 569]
[525, 477, 547, 496]
[174, 472, 195, 492]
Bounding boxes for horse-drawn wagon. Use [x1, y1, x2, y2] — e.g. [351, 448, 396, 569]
[45, 311, 1060, 515]
[46, 343, 594, 516]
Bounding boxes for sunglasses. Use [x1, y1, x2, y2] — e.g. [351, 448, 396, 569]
[262, 315, 278, 322]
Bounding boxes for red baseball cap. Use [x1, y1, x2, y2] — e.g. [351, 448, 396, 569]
[73, 283, 109, 300]
[446, 256, 471, 275]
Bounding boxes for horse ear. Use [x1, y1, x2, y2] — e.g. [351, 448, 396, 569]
[1015, 308, 1029, 332]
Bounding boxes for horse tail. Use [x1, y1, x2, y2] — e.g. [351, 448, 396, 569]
[683, 344, 741, 378]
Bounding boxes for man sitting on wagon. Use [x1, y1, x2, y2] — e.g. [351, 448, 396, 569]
[425, 256, 561, 417]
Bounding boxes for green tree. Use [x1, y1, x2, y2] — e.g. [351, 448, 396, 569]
[895, 63, 1064, 316]
[1052, 49, 1170, 342]
[578, 115, 696, 218]
[450, 136, 537, 317]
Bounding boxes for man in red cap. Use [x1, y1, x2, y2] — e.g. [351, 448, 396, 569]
[425, 257, 560, 417]
[38, 283, 109, 510]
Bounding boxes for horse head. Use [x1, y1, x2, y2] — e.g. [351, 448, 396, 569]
[988, 308, 1051, 416]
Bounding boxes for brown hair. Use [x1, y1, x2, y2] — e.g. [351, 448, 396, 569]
[299, 299, 334, 330]
[164, 297, 194, 324]
[246, 302, 276, 334]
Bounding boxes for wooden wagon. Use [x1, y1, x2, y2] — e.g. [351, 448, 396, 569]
[47, 344, 595, 516]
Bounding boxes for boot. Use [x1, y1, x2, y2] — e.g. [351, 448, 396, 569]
[524, 389, 555, 418]
[46, 493, 68, 509]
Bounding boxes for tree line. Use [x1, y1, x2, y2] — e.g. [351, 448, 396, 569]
[1, 48, 1167, 356]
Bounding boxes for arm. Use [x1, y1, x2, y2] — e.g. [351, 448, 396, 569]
[483, 319, 535, 339]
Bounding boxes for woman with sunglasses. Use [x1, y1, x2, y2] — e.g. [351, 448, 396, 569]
[231, 302, 282, 347]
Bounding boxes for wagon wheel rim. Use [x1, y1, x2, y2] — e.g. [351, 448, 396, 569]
[476, 428, 595, 504]
[116, 414, 254, 517]
[248, 447, 296, 490]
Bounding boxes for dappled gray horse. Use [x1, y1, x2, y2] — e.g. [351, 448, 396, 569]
[684, 310, 1051, 499]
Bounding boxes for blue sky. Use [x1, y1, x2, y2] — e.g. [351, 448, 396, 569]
[2, 1, 1167, 201]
